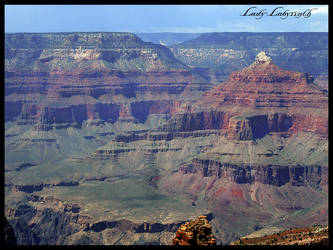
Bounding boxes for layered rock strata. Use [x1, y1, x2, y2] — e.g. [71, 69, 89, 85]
[161, 52, 328, 139]
[5, 32, 210, 130]
[178, 159, 326, 187]
[5, 33, 328, 245]
[158, 52, 328, 243]
[4, 195, 211, 245]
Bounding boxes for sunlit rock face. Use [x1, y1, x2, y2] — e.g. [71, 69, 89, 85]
[161, 51, 327, 138]
[5, 32, 215, 246]
[5, 32, 211, 130]
[159, 52, 328, 244]
[5, 33, 328, 246]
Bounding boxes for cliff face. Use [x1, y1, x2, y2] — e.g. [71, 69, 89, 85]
[5, 32, 189, 72]
[5, 32, 210, 131]
[4, 192, 208, 245]
[157, 52, 328, 243]
[161, 52, 327, 139]
[5, 33, 328, 246]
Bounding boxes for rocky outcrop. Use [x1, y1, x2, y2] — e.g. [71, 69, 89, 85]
[227, 51, 313, 84]
[191, 52, 328, 138]
[4, 200, 189, 245]
[230, 225, 328, 246]
[160, 110, 231, 132]
[5, 204, 82, 245]
[199, 51, 327, 109]
[158, 52, 327, 140]
[171, 215, 216, 246]
[227, 113, 293, 140]
[177, 158, 326, 187]
[160, 110, 309, 140]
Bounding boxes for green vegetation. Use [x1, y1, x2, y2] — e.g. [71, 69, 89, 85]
[35, 176, 208, 223]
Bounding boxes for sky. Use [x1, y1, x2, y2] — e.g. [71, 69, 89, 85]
[5, 5, 329, 33]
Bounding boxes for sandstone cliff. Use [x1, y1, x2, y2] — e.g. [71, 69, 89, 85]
[161, 51, 328, 139]
[5, 33, 328, 246]
[5, 32, 210, 132]
[5, 32, 189, 72]
[157, 51, 328, 243]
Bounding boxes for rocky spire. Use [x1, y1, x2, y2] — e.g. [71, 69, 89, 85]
[237, 51, 276, 74]
[254, 51, 272, 64]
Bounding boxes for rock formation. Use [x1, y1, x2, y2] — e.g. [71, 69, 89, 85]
[5, 32, 189, 72]
[162, 51, 328, 139]
[5, 33, 328, 245]
[158, 51, 328, 243]
[5, 32, 210, 131]
[170, 32, 328, 87]
[230, 225, 328, 246]
[171, 216, 216, 246]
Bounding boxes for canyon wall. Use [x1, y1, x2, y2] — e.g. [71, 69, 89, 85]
[171, 32, 328, 86]
[5, 33, 328, 245]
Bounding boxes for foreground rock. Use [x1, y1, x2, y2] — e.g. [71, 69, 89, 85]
[172, 216, 216, 246]
[230, 225, 328, 246]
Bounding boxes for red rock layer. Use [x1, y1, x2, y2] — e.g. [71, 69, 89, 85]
[199, 60, 327, 109]
[191, 52, 328, 137]
[5, 69, 210, 129]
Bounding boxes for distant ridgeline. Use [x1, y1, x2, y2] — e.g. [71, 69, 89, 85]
[5, 32, 158, 49]
[170, 32, 328, 80]
[5, 32, 328, 83]
[136, 33, 202, 46]
[5, 32, 189, 72]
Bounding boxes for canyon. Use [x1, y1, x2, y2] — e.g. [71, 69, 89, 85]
[170, 32, 328, 88]
[4, 32, 328, 245]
